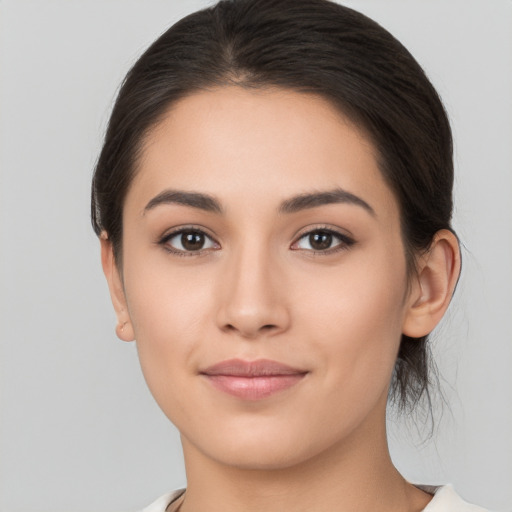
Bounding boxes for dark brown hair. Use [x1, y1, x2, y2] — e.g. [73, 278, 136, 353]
[91, 0, 455, 411]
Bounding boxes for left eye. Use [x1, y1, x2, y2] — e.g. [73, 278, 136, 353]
[163, 229, 218, 253]
[292, 229, 353, 252]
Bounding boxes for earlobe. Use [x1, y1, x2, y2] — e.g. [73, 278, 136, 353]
[402, 229, 461, 338]
[100, 232, 135, 342]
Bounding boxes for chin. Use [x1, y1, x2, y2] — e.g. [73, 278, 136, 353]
[181, 415, 348, 473]
[204, 439, 316, 471]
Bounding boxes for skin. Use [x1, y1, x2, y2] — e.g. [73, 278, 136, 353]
[102, 87, 460, 512]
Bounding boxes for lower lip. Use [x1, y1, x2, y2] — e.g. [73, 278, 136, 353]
[204, 374, 306, 400]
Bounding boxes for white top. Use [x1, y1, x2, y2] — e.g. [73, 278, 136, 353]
[141, 485, 489, 512]
[417, 485, 489, 511]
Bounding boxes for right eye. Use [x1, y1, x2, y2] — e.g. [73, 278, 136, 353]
[159, 228, 220, 256]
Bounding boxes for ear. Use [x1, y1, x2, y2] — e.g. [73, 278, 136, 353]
[402, 229, 461, 338]
[100, 232, 135, 342]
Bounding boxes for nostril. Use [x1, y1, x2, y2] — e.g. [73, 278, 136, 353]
[222, 323, 278, 337]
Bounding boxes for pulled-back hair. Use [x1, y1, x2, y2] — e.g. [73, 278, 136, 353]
[91, 0, 455, 411]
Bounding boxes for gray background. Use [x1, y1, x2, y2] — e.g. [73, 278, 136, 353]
[1, 1, 511, 511]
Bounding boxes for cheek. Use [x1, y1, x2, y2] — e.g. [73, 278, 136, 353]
[122, 251, 216, 404]
[292, 248, 408, 396]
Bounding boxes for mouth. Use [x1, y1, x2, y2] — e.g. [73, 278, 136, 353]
[200, 358, 308, 400]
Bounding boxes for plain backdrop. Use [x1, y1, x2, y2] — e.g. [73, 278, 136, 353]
[1, 1, 511, 511]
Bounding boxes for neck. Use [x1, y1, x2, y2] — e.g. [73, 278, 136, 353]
[178, 399, 432, 512]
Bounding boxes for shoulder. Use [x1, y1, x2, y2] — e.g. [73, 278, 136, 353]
[418, 484, 490, 512]
[140, 489, 185, 512]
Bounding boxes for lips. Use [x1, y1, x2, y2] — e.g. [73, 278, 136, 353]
[200, 359, 308, 400]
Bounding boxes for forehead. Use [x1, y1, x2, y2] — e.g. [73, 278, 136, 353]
[127, 86, 398, 220]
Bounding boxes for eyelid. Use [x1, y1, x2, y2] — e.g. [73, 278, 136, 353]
[290, 225, 355, 253]
[157, 225, 221, 256]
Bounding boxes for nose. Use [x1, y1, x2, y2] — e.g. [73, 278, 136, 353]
[215, 243, 291, 339]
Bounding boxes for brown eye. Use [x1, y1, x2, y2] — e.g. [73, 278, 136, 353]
[309, 231, 333, 250]
[292, 228, 354, 253]
[181, 231, 205, 251]
[161, 228, 219, 254]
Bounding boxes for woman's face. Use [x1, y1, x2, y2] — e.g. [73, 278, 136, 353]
[114, 87, 416, 469]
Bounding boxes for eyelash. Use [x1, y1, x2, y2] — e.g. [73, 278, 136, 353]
[291, 226, 355, 255]
[157, 225, 219, 258]
[157, 225, 355, 257]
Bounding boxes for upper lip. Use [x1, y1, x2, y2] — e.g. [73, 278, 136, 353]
[200, 358, 307, 377]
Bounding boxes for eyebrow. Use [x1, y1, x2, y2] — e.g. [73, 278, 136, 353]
[143, 187, 375, 216]
[278, 188, 375, 216]
[144, 190, 223, 214]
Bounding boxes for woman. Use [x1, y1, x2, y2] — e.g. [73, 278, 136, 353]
[91, 1, 486, 510]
